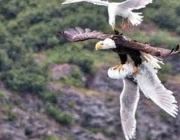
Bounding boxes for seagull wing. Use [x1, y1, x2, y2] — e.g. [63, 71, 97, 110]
[57, 27, 111, 42]
[120, 79, 140, 140]
[62, 0, 108, 6]
[136, 62, 178, 117]
[118, 0, 152, 10]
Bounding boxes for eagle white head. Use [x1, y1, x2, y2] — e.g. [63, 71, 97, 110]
[95, 38, 116, 50]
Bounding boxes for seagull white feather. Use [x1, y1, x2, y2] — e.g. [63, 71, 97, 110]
[141, 52, 164, 69]
[120, 79, 140, 140]
[108, 63, 134, 79]
[136, 62, 178, 117]
[108, 62, 178, 118]
[108, 60, 178, 140]
[62, 0, 152, 29]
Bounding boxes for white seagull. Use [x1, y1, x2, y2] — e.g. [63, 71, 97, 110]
[62, 0, 152, 30]
[108, 61, 178, 140]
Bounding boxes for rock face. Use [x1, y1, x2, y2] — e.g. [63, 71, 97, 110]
[50, 64, 74, 80]
[0, 62, 179, 140]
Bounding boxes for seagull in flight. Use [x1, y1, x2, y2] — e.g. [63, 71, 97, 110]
[108, 61, 178, 140]
[62, 0, 152, 30]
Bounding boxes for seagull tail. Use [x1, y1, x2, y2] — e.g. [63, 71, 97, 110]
[128, 12, 143, 26]
[135, 62, 178, 117]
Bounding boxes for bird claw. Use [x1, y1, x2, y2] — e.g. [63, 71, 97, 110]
[113, 29, 120, 35]
[112, 64, 124, 72]
[133, 66, 139, 76]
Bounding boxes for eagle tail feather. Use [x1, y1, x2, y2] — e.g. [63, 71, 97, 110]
[170, 44, 180, 55]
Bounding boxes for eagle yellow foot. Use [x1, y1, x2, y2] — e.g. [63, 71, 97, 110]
[112, 64, 124, 72]
[133, 66, 139, 75]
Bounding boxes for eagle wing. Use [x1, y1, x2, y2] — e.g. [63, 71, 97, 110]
[118, 0, 152, 10]
[136, 62, 178, 117]
[58, 27, 180, 57]
[115, 35, 180, 57]
[62, 0, 108, 6]
[120, 79, 140, 140]
[57, 27, 111, 42]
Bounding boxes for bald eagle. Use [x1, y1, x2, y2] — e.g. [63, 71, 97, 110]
[57, 27, 180, 73]
[62, 0, 152, 30]
[58, 27, 179, 140]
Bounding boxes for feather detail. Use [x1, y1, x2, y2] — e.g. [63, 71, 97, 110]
[136, 62, 178, 117]
[120, 79, 140, 140]
[62, 0, 108, 6]
[141, 52, 164, 69]
[57, 27, 110, 42]
[128, 12, 143, 26]
[118, 0, 152, 10]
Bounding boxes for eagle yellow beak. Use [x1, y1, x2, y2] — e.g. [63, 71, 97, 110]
[95, 41, 103, 50]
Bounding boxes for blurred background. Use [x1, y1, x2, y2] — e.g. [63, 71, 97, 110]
[0, 0, 180, 140]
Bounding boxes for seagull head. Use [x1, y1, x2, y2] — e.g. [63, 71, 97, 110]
[95, 38, 116, 50]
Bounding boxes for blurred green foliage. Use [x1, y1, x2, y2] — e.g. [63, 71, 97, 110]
[158, 63, 172, 82]
[59, 66, 85, 87]
[46, 103, 74, 126]
[145, 0, 180, 33]
[42, 135, 58, 140]
[0, 0, 179, 93]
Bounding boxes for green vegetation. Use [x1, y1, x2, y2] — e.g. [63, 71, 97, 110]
[46, 103, 74, 126]
[42, 135, 59, 140]
[0, 2, 179, 140]
[4, 103, 17, 121]
[0, 0, 179, 130]
[39, 91, 58, 104]
[0, 0, 179, 95]
[158, 63, 172, 82]
[148, 1, 180, 33]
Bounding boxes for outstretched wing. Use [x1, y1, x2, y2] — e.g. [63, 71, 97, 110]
[118, 0, 152, 10]
[120, 79, 140, 140]
[115, 35, 180, 57]
[136, 61, 178, 117]
[58, 27, 180, 57]
[57, 27, 111, 42]
[62, 0, 108, 6]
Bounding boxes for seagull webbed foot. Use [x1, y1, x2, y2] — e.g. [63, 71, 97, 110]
[120, 18, 132, 29]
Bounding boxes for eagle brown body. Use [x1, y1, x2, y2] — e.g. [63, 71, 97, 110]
[111, 35, 142, 67]
[58, 27, 179, 56]
[57, 27, 180, 68]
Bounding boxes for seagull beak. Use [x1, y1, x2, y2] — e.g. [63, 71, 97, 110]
[95, 41, 103, 50]
[112, 25, 116, 32]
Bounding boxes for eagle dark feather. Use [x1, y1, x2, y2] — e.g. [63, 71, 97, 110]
[57, 27, 111, 42]
[57, 27, 180, 57]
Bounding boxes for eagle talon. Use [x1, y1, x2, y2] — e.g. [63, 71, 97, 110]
[133, 66, 139, 76]
[113, 64, 124, 72]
